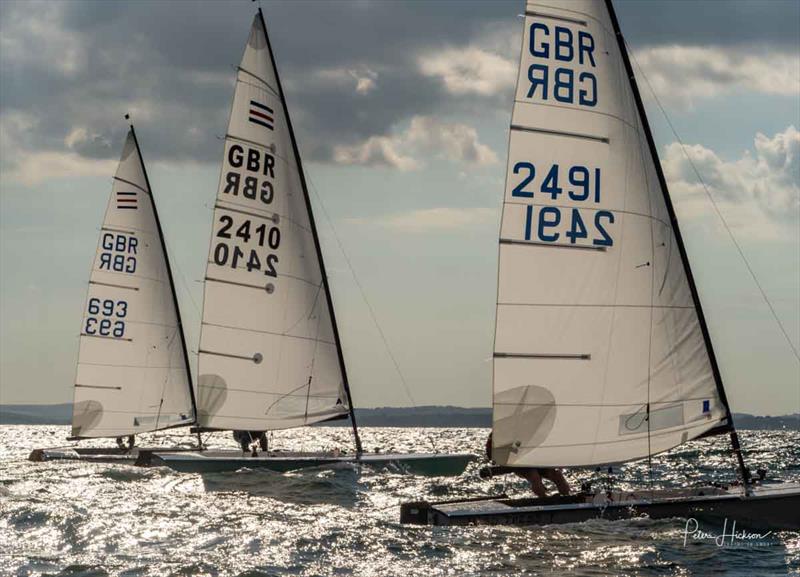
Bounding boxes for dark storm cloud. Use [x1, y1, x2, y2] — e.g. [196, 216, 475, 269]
[616, 0, 800, 49]
[0, 0, 518, 166]
[0, 0, 796, 169]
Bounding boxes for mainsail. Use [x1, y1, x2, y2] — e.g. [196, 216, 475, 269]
[492, 0, 731, 467]
[196, 12, 354, 432]
[72, 128, 195, 438]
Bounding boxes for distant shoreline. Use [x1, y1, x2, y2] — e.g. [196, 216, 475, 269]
[1, 403, 798, 430]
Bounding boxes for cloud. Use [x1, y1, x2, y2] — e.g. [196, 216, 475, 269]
[2, 151, 117, 186]
[615, 0, 800, 49]
[351, 68, 378, 95]
[633, 45, 800, 109]
[0, 1, 86, 77]
[333, 116, 497, 170]
[663, 126, 800, 238]
[313, 66, 379, 95]
[64, 127, 114, 158]
[2, 0, 796, 182]
[0, 116, 117, 185]
[419, 47, 515, 96]
[417, 19, 519, 99]
[0, 1, 515, 173]
[349, 207, 497, 233]
[333, 135, 419, 171]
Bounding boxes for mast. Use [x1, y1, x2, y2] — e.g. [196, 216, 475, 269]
[128, 122, 199, 427]
[256, 8, 362, 454]
[604, 0, 749, 485]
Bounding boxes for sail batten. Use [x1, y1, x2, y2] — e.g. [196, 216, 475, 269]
[196, 13, 353, 434]
[509, 124, 610, 143]
[71, 129, 195, 439]
[492, 0, 727, 468]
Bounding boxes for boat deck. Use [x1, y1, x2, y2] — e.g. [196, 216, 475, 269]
[401, 483, 800, 529]
[151, 450, 476, 476]
[28, 446, 197, 465]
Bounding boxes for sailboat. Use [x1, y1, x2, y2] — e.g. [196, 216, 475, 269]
[29, 125, 200, 464]
[150, 9, 474, 477]
[400, 0, 800, 527]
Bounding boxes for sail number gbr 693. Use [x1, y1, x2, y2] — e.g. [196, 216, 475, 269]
[85, 298, 127, 338]
[512, 162, 614, 247]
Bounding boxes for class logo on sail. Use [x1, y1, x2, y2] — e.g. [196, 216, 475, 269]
[248, 100, 274, 130]
[116, 191, 137, 210]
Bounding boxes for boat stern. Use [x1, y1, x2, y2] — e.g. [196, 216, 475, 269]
[400, 501, 433, 525]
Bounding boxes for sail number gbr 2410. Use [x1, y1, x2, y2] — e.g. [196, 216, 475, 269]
[213, 215, 280, 277]
[512, 163, 614, 246]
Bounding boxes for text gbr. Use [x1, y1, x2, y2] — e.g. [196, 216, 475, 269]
[526, 22, 597, 107]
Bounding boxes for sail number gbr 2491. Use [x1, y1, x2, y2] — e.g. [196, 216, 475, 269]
[213, 215, 280, 277]
[512, 163, 614, 247]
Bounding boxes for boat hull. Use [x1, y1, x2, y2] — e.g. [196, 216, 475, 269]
[401, 483, 800, 530]
[151, 450, 476, 476]
[28, 446, 198, 465]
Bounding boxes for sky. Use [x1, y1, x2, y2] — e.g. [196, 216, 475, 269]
[0, 0, 798, 416]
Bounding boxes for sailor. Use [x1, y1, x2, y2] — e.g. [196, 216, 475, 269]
[233, 430, 268, 452]
[485, 433, 570, 498]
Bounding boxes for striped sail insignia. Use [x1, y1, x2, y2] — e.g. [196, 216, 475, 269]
[249, 99, 274, 130]
[116, 191, 137, 209]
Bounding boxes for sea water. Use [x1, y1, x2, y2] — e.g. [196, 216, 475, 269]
[1, 426, 798, 576]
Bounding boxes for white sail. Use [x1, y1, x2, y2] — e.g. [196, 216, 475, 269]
[72, 130, 194, 438]
[196, 14, 350, 431]
[492, 0, 727, 467]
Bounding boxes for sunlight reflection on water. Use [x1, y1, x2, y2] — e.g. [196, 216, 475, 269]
[1, 426, 798, 576]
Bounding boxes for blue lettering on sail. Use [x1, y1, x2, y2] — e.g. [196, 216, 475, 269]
[525, 21, 597, 108]
[512, 162, 614, 247]
[578, 72, 597, 106]
[554, 27, 573, 62]
[84, 297, 127, 338]
[529, 22, 550, 58]
[99, 233, 137, 273]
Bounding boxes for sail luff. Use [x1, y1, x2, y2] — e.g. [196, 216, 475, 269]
[256, 9, 362, 453]
[603, 0, 748, 483]
[128, 124, 198, 424]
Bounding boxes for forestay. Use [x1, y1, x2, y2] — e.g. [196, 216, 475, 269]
[492, 0, 726, 467]
[197, 15, 350, 431]
[72, 130, 194, 438]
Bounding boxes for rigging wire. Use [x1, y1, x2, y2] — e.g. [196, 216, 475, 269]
[304, 172, 418, 408]
[161, 235, 202, 319]
[627, 40, 800, 366]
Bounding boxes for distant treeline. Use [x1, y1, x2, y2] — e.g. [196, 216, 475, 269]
[1, 403, 798, 430]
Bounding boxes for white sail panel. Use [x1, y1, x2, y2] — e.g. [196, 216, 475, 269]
[197, 15, 349, 431]
[492, 0, 726, 467]
[72, 131, 194, 438]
